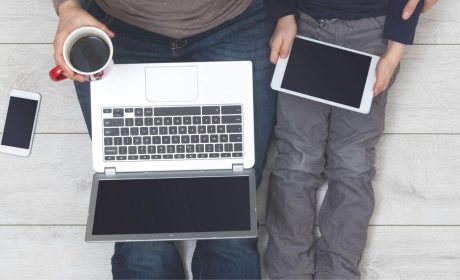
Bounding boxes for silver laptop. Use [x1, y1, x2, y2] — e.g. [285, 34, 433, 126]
[85, 61, 257, 242]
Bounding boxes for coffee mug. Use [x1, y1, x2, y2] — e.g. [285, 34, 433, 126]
[49, 26, 113, 82]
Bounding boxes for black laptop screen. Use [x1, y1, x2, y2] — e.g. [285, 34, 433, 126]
[92, 176, 251, 235]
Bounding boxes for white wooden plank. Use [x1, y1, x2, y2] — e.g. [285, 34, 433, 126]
[0, 134, 93, 224]
[2, 134, 460, 225]
[414, 0, 460, 44]
[1, 0, 459, 44]
[1, 44, 459, 134]
[257, 135, 460, 226]
[0, 226, 113, 279]
[385, 45, 460, 133]
[2, 226, 460, 279]
[0, 0, 58, 44]
[0, 45, 88, 134]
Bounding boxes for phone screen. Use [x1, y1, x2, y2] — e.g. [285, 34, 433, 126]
[281, 38, 372, 108]
[1, 97, 38, 149]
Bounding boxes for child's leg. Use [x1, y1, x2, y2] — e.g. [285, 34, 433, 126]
[265, 93, 330, 279]
[311, 15, 395, 280]
[315, 91, 387, 279]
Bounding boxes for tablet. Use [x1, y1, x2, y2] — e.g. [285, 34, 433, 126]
[271, 35, 380, 114]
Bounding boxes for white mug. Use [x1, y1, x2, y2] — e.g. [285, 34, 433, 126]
[49, 26, 113, 81]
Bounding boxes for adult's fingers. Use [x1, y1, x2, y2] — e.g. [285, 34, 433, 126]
[402, 0, 420, 20]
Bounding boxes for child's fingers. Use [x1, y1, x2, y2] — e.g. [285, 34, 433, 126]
[270, 36, 283, 64]
[402, 0, 420, 20]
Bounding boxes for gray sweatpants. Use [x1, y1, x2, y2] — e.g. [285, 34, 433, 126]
[265, 12, 398, 280]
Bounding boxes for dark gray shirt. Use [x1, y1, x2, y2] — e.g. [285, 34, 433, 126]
[53, 0, 252, 39]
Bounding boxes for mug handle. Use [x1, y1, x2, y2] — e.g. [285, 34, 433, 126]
[49, 65, 67, 81]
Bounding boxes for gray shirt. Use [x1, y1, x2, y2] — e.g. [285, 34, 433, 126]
[53, 0, 252, 39]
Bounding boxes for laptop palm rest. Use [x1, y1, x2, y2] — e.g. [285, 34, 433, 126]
[145, 65, 199, 103]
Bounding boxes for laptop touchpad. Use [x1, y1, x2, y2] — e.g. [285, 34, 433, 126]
[145, 66, 199, 102]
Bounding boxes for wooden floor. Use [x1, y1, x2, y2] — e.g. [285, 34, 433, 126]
[1, 0, 460, 278]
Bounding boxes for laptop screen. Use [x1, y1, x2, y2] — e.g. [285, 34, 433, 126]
[92, 176, 251, 235]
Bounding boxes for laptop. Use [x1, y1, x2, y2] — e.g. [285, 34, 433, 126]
[85, 61, 258, 242]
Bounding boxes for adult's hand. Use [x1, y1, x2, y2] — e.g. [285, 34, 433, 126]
[269, 15, 297, 64]
[402, 0, 438, 20]
[373, 41, 405, 96]
[54, 0, 114, 82]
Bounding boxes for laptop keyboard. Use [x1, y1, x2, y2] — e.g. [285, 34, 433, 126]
[102, 105, 244, 161]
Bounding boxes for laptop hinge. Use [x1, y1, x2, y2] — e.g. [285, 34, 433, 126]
[232, 164, 244, 173]
[104, 167, 116, 176]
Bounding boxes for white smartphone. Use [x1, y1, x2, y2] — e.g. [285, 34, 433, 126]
[0, 89, 41, 157]
[271, 35, 380, 114]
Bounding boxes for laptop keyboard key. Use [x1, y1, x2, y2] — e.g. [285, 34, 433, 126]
[148, 146, 156, 154]
[113, 108, 124, 117]
[104, 147, 117, 155]
[105, 156, 116, 161]
[227, 125, 242, 133]
[114, 137, 123, 145]
[222, 115, 242, 124]
[121, 127, 130, 136]
[128, 155, 139, 160]
[119, 146, 127, 154]
[128, 146, 137, 154]
[221, 105, 242, 114]
[234, 143, 243, 151]
[130, 127, 139, 135]
[140, 155, 150, 160]
[202, 106, 220, 115]
[133, 137, 142, 145]
[104, 118, 124, 127]
[135, 108, 143, 117]
[104, 128, 119, 136]
[116, 155, 127, 160]
[229, 134, 243, 142]
[140, 127, 149, 135]
[104, 137, 113, 146]
[123, 137, 132, 145]
[138, 146, 147, 154]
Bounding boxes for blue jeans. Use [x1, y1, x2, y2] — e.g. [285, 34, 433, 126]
[75, 0, 276, 278]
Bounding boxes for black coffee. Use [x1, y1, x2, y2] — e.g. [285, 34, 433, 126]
[69, 35, 110, 72]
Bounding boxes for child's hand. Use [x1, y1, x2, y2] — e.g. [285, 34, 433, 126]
[269, 15, 297, 64]
[373, 41, 405, 96]
[403, 0, 438, 20]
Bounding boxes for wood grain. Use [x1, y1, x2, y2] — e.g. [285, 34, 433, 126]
[0, 45, 88, 134]
[1, 45, 460, 134]
[2, 226, 460, 279]
[2, 134, 459, 226]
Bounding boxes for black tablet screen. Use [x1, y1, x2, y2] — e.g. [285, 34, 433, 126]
[92, 176, 251, 235]
[281, 38, 372, 108]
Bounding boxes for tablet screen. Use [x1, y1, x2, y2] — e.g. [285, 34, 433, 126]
[92, 176, 251, 235]
[281, 38, 372, 108]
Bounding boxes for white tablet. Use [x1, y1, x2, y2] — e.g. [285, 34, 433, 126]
[271, 35, 380, 114]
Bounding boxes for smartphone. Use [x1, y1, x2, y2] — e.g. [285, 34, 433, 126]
[0, 89, 41, 157]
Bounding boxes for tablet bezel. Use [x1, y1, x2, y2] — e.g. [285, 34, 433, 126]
[271, 35, 380, 114]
